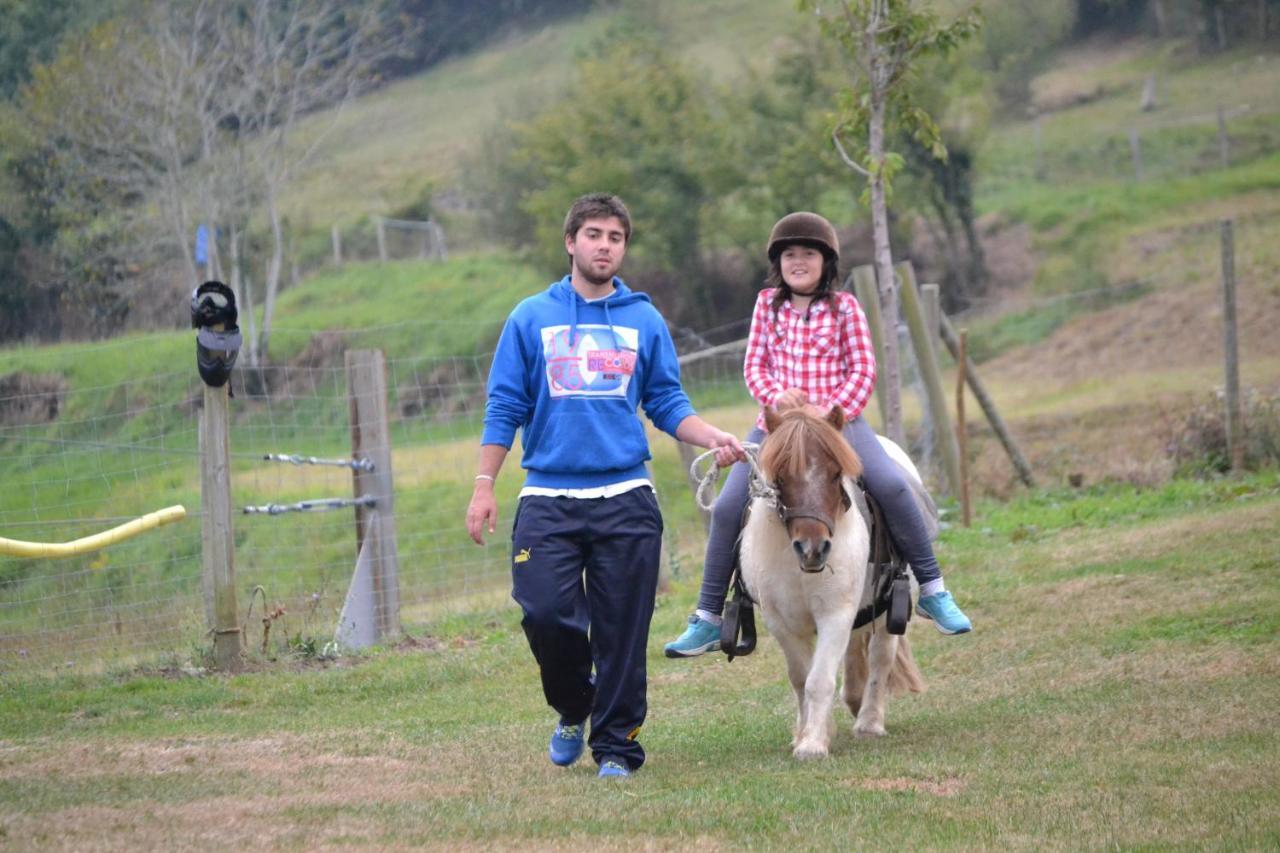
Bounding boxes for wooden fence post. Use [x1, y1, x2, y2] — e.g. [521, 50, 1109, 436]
[938, 314, 1037, 489]
[1129, 127, 1144, 182]
[332, 224, 343, 265]
[921, 284, 941, 344]
[1217, 104, 1231, 169]
[1034, 113, 1045, 181]
[1220, 219, 1243, 472]
[200, 382, 242, 671]
[677, 441, 712, 534]
[850, 265, 889, 434]
[897, 262, 961, 498]
[347, 349, 401, 640]
[374, 216, 388, 264]
[956, 329, 972, 527]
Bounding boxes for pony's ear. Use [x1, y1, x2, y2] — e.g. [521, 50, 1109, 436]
[765, 406, 783, 434]
[826, 405, 845, 431]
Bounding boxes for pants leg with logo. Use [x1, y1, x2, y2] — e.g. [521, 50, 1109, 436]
[510, 488, 663, 770]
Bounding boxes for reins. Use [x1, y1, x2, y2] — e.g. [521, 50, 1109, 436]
[690, 442, 773, 513]
[690, 441, 839, 561]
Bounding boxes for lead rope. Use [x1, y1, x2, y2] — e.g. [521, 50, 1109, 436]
[689, 442, 778, 512]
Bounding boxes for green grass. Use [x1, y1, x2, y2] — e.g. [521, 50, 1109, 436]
[282, 0, 800, 230]
[0, 472, 1277, 847]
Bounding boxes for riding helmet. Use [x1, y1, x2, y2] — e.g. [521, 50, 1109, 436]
[766, 212, 839, 262]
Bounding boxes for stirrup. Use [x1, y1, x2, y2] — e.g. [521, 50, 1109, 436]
[720, 568, 757, 660]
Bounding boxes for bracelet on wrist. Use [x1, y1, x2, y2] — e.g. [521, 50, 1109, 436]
[474, 474, 495, 482]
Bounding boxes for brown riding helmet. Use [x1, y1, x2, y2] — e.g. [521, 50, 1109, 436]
[766, 212, 839, 262]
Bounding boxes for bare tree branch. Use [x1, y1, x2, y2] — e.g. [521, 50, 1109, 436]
[831, 130, 871, 177]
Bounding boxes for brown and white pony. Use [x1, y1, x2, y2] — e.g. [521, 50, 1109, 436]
[740, 406, 925, 760]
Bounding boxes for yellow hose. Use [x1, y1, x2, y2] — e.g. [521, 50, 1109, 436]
[0, 505, 187, 559]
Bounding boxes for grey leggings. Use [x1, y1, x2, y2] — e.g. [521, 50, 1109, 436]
[696, 415, 942, 617]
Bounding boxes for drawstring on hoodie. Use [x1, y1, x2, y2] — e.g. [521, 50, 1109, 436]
[567, 278, 635, 362]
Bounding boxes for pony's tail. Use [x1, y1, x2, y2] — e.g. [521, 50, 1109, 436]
[845, 632, 927, 696]
[890, 635, 927, 696]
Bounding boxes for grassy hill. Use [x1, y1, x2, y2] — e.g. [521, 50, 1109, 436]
[285, 0, 801, 228]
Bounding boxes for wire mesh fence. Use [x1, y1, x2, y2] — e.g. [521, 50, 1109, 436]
[0, 338, 757, 675]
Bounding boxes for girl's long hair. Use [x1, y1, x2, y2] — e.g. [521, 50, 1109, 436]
[767, 243, 840, 313]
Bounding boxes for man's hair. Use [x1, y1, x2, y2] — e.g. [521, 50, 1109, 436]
[563, 193, 632, 243]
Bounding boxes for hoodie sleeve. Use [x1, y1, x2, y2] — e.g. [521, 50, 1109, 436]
[639, 308, 696, 437]
[480, 313, 534, 448]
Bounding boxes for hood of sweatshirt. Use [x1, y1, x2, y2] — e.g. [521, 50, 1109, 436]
[550, 276, 651, 354]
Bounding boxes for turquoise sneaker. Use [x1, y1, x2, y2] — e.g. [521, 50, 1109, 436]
[549, 721, 586, 767]
[917, 591, 972, 635]
[663, 614, 721, 658]
[598, 758, 631, 778]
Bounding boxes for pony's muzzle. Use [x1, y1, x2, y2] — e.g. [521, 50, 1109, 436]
[792, 537, 831, 573]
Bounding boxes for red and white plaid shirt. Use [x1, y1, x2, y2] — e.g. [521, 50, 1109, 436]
[744, 289, 876, 430]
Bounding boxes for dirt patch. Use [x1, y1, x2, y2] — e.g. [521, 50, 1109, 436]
[1030, 37, 1146, 115]
[985, 278, 1280, 387]
[907, 214, 1038, 305]
[851, 775, 964, 797]
[0, 371, 67, 427]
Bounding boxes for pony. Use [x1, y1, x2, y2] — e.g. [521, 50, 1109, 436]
[739, 405, 925, 760]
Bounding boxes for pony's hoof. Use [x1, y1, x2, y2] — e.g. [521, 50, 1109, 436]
[854, 723, 886, 738]
[793, 742, 829, 760]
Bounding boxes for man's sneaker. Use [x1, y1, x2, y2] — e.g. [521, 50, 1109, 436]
[549, 721, 586, 766]
[663, 614, 721, 658]
[598, 758, 631, 778]
[916, 591, 972, 635]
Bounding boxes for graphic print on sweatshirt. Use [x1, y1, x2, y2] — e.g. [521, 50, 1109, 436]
[541, 324, 639, 397]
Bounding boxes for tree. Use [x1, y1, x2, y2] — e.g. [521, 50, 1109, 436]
[799, 0, 979, 445]
[469, 24, 744, 325]
[20, 0, 410, 360]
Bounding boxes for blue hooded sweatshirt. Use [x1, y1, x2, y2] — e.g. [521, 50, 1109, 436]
[482, 275, 696, 489]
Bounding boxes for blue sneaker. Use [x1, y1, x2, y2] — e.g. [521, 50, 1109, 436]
[916, 591, 972, 635]
[549, 721, 586, 767]
[598, 758, 631, 778]
[663, 614, 721, 658]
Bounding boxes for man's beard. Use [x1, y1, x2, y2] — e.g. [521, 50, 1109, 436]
[576, 256, 617, 287]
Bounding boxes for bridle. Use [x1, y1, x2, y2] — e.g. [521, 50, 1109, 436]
[689, 442, 849, 574]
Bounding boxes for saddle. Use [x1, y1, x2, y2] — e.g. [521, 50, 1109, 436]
[719, 483, 915, 661]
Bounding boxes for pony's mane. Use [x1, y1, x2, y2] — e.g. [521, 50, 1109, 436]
[760, 410, 863, 482]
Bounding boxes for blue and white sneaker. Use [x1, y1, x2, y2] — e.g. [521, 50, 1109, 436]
[549, 721, 586, 767]
[916, 591, 972, 635]
[598, 758, 631, 778]
[663, 614, 721, 658]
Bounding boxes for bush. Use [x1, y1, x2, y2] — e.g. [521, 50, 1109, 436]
[1167, 389, 1280, 477]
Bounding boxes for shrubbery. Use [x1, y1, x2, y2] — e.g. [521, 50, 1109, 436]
[1167, 389, 1280, 477]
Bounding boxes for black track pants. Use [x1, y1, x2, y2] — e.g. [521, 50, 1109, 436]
[510, 487, 663, 770]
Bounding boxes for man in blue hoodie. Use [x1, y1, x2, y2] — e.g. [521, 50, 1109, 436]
[466, 192, 744, 779]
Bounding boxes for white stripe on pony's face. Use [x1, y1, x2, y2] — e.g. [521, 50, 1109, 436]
[779, 457, 847, 573]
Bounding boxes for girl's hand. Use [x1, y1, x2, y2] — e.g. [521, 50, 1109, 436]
[774, 388, 809, 412]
